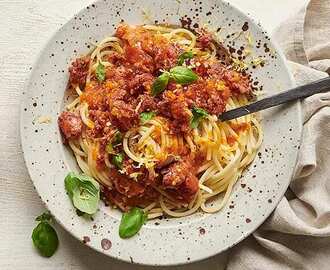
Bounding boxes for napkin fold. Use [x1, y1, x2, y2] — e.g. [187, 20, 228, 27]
[227, 1, 330, 269]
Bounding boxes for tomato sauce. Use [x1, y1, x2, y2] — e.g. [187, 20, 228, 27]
[60, 24, 253, 209]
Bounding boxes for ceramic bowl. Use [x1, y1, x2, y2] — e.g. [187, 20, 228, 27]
[20, 0, 301, 265]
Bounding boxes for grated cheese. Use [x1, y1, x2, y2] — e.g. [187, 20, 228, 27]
[36, 115, 52, 124]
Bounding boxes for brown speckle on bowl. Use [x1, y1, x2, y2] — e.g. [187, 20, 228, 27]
[242, 22, 249, 31]
[83, 236, 90, 244]
[101, 238, 112, 250]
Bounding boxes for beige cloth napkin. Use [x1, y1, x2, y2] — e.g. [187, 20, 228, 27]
[227, 0, 330, 269]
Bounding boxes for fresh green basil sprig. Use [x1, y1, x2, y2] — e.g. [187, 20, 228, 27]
[112, 131, 123, 145]
[151, 66, 198, 96]
[64, 172, 100, 215]
[32, 211, 59, 257]
[96, 62, 105, 81]
[177, 51, 194, 65]
[119, 207, 147, 239]
[140, 111, 156, 123]
[105, 131, 123, 154]
[169, 66, 198, 84]
[112, 152, 124, 169]
[190, 107, 209, 128]
[152, 73, 170, 96]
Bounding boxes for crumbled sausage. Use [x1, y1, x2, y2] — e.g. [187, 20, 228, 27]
[68, 56, 90, 86]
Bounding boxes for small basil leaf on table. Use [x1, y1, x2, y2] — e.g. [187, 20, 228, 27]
[169, 66, 198, 84]
[112, 152, 124, 169]
[177, 51, 194, 65]
[190, 107, 209, 128]
[119, 207, 147, 239]
[96, 62, 105, 81]
[151, 72, 170, 96]
[32, 212, 59, 258]
[64, 172, 100, 215]
[140, 111, 156, 123]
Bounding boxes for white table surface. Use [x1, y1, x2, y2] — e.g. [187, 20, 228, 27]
[0, 0, 307, 269]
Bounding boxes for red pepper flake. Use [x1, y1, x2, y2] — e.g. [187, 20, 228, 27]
[245, 218, 251, 223]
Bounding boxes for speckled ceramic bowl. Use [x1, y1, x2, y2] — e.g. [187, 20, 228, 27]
[20, 0, 302, 266]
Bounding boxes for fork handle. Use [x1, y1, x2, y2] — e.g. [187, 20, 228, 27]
[219, 76, 330, 121]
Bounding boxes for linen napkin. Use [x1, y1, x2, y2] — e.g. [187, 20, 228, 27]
[227, 0, 330, 269]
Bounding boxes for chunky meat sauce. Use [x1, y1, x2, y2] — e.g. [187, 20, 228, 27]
[59, 24, 252, 210]
[68, 56, 90, 87]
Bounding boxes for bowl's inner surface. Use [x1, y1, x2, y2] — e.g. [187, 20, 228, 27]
[21, 0, 301, 265]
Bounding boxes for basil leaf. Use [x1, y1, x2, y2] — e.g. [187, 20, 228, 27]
[72, 181, 99, 215]
[151, 72, 170, 96]
[140, 111, 156, 123]
[169, 66, 198, 84]
[190, 107, 209, 128]
[96, 62, 105, 82]
[105, 142, 113, 154]
[152, 65, 197, 96]
[35, 211, 52, 222]
[105, 131, 123, 154]
[32, 221, 59, 257]
[177, 51, 194, 65]
[112, 131, 123, 145]
[119, 207, 147, 239]
[112, 152, 124, 169]
[64, 172, 100, 215]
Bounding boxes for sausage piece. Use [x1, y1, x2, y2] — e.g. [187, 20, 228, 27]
[161, 159, 199, 202]
[58, 111, 83, 141]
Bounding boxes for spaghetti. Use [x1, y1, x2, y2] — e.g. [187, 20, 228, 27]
[58, 24, 262, 219]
